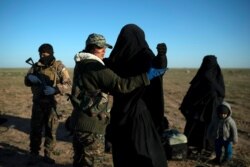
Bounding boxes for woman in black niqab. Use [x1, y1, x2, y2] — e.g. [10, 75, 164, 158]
[104, 24, 168, 167]
[179, 55, 225, 154]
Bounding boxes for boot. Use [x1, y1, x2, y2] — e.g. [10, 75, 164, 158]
[27, 151, 40, 166]
[211, 157, 220, 164]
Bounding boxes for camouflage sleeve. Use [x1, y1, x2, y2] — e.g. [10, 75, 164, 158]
[56, 61, 72, 95]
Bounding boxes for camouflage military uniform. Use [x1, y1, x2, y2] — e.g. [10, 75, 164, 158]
[25, 53, 71, 163]
[73, 132, 106, 167]
[69, 33, 151, 167]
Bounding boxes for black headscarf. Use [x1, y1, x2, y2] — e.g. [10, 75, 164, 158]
[190, 55, 225, 96]
[105, 24, 167, 131]
[107, 24, 151, 77]
[180, 55, 225, 119]
[104, 24, 167, 167]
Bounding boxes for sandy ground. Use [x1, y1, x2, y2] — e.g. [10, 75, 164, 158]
[0, 68, 249, 167]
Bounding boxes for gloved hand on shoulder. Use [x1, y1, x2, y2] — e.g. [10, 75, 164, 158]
[156, 43, 167, 56]
[43, 86, 56, 95]
[27, 74, 42, 84]
[147, 67, 167, 80]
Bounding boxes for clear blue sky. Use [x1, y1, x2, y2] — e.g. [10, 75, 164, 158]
[1, 0, 250, 68]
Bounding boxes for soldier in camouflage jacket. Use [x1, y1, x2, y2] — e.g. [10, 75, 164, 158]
[24, 43, 71, 164]
[69, 33, 166, 167]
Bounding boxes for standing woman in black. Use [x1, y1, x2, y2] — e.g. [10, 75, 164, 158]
[104, 24, 168, 167]
[179, 55, 225, 156]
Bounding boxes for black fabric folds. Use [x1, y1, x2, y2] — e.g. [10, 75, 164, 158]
[179, 55, 225, 152]
[104, 24, 167, 167]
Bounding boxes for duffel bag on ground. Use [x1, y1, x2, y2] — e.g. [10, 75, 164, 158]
[162, 129, 188, 160]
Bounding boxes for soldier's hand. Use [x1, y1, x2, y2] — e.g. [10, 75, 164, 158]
[27, 74, 41, 84]
[156, 43, 167, 56]
[44, 86, 56, 95]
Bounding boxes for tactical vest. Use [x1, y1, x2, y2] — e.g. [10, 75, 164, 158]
[31, 60, 64, 101]
[35, 60, 63, 87]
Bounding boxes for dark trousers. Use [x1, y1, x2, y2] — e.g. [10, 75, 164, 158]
[215, 137, 233, 161]
[30, 102, 59, 156]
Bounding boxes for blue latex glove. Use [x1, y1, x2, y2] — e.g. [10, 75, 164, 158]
[27, 74, 41, 84]
[43, 86, 56, 95]
[147, 67, 166, 80]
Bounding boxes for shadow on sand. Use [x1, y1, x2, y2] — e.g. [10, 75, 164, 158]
[0, 142, 72, 167]
[0, 114, 73, 167]
[0, 114, 72, 142]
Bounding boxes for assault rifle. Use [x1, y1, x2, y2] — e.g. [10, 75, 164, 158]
[25, 57, 34, 66]
[25, 57, 62, 119]
[25, 57, 46, 89]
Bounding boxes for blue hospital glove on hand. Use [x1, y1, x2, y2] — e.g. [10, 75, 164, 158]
[147, 67, 166, 80]
[27, 74, 41, 84]
[44, 86, 56, 95]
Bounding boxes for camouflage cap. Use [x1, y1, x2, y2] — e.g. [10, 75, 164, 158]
[86, 33, 112, 49]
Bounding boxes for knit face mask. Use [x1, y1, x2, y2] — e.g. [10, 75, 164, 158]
[39, 55, 55, 66]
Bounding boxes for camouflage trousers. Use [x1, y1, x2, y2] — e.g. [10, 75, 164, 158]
[73, 132, 110, 167]
[29, 102, 59, 156]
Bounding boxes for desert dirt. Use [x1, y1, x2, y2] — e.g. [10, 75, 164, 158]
[0, 68, 249, 167]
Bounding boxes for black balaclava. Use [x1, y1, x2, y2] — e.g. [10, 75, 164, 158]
[39, 55, 55, 66]
[38, 43, 55, 66]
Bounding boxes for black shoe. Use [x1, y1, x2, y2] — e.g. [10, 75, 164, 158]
[211, 157, 220, 164]
[27, 152, 40, 166]
[201, 150, 215, 159]
[43, 155, 55, 164]
[220, 159, 231, 166]
[104, 141, 112, 153]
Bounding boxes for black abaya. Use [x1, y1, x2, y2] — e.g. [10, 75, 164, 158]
[179, 55, 225, 152]
[104, 24, 168, 167]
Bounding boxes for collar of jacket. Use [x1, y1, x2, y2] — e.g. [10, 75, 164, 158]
[74, 52, 104, 65]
